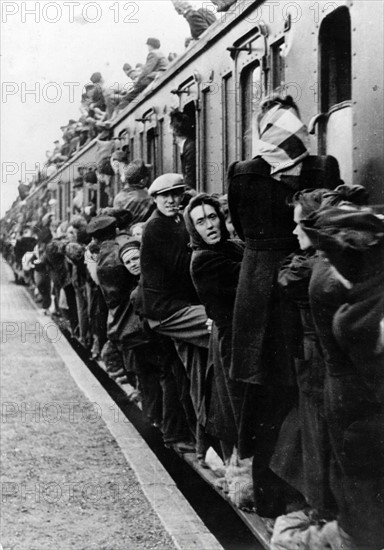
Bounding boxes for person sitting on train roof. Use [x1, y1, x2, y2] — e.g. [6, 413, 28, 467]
[89, 72, 127, 120]
[140, 174, 211, 456]
[170, 110, 196, 190]
[210, 0, 237, 12]
[112, 158, 155, 225]
[172, 0, 216, 41]
[120, 38, 168, 106]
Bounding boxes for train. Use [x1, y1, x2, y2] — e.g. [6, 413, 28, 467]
[3, 0, 383, 228]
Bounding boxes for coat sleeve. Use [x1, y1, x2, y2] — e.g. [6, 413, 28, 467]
[191, 249, 241, 300]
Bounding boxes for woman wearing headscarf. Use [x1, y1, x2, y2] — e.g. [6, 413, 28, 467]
[184, 193, 245, 459]
[301, 207, 384, 550]
[227, 95, 328, 515]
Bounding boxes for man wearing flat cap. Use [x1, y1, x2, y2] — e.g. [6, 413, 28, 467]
[140, 174, 210, 449]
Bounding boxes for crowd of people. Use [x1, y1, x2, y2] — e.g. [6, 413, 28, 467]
[37, 0, 223, 189]
[3, 94, 383, 550]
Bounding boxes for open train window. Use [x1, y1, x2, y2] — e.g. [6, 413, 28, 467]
[320, 6, 351, 111]
[139, 133, 144, 159]
[172, 101, 197, 189]
[241, 62, 262, 160]
[319, 6, 352, 182]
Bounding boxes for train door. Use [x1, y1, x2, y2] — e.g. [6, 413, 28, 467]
[318, 7, 352, 183]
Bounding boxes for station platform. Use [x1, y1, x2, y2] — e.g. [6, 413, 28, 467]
[0, 259, 224, 550]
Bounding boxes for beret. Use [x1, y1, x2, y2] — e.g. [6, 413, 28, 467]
[148, 174, 185, 197]
[86, 216, 116, 236]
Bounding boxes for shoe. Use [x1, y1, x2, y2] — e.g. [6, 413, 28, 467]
[165, 441, 196, 454]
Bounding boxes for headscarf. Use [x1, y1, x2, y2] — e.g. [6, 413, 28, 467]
[256, 102, 309, 177]
[183, 193, 229, 250]
[320, 184, 370, 208]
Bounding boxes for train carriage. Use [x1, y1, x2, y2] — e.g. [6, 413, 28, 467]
[8, 0, 383, 223]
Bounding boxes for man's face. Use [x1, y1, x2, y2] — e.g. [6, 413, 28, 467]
[154, 191, 183, 217]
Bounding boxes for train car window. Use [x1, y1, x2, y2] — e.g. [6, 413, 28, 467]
[130, 137, 135, 159]
[241, 62, 262, 160]
[201, 87, 211, 191]
[319, 6, 352, 183]
[271, 38, 285, 92]
[222, 73, 236, 182]
[320, 7, 351, 111]
[139, 133, 144, 159]
[147, 128, 156, 180]
[58, 184, 63, 221]
[65, 182, 71, 220]
[173, 137, 180, 174]
[158, 119, 164, 175]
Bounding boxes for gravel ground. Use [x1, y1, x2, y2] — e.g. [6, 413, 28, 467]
[0, 261, 176, 550]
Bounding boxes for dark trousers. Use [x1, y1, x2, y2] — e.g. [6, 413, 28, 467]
[134, 338, 192, 443]
[34, 269, 51, 310]
[63, 284, 78, 335]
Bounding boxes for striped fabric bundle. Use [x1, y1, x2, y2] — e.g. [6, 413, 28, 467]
[256, 104, 310, 176]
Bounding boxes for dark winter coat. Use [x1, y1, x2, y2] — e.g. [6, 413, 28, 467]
[332, 271, 384, 548]
[228, 157, 299, 386]
[228, 154, 340, 385]
[309, 255, 383, 547]
[140, 210, 199, 321]
[191, 239, 245, 444]
[271, 250, 334, 512]
[96, 239, 136, 342]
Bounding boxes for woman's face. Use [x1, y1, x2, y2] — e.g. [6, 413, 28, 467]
[293, 205, 312, 250]
[190, 204, 222, 245]
[121, 248, 141, 276]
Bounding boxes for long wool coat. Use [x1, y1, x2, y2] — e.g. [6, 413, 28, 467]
[270, 250, 335, 513]
[190, 240, 245, 445]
